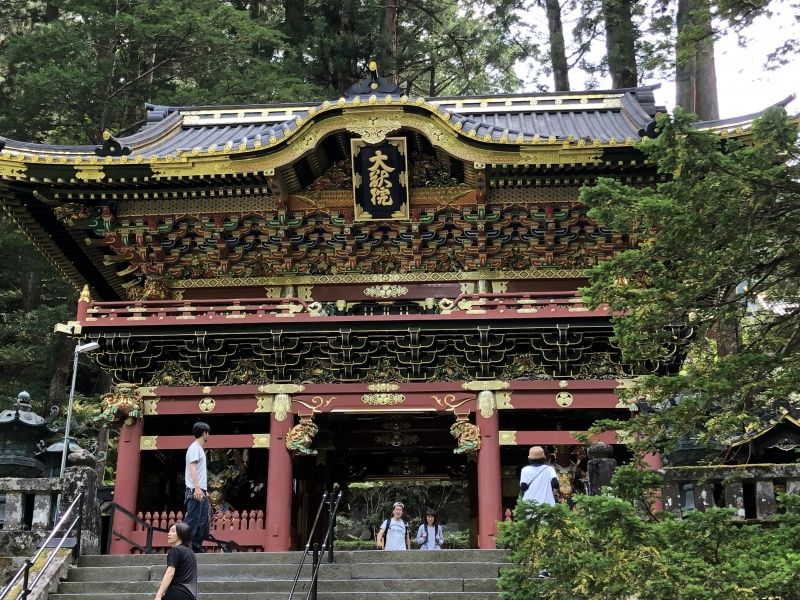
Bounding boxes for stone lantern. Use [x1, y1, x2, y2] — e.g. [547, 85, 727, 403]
[0, 392, 54, 477]
[37, 437, 84, 477]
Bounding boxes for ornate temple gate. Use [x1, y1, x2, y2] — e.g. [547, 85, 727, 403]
[99, 353, 627, 552]
[0, 68, 720, 552]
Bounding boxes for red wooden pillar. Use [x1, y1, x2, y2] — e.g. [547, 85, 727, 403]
[265, 409, 293, 551]
[643, 452, 664, 512]
[110, 418, 144, 554]
[476, 391, 502, 549]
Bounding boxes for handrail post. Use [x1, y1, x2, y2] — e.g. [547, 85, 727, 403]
[311, 544, 319, 600]
[21, 560, 30, 600]
[145, 522, 154, 553]
[75, 486, 85, 559]
[105, 504, 115, 554]
[326, 497, 336, 564]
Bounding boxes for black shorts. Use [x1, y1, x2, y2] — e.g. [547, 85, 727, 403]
[164, 584, 195, 600]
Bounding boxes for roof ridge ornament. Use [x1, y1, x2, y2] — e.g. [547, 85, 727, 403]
[95, 130, 131, 158]
[345, 60, 401, 98]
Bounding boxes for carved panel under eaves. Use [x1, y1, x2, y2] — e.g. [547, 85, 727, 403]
[89, 322, 689, 386]
[89, 201, 635, 299]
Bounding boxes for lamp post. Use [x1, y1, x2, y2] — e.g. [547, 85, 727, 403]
[55, 341, 99, 518]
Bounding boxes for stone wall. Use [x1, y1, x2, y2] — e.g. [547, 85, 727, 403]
[661, 463, 800, 518]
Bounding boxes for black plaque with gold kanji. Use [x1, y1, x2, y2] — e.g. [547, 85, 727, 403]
[351, 138, 409, 220]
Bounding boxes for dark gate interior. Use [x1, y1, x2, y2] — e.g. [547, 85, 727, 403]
[291, 412, 475, 548]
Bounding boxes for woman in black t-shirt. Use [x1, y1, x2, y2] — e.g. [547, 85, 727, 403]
[154, 522, 198, 600]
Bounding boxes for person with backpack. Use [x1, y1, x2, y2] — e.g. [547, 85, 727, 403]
[376, 501, 410, 550]
[520, 445, 560, 505]
[415, 508, 444, 550]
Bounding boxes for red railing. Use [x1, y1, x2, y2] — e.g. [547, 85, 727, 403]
[128, 509, 266, 552]
[79, 292, 607, 327]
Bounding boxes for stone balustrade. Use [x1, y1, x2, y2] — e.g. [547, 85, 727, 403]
[0, 477, 60, 558]
[661, 463, 800, 518]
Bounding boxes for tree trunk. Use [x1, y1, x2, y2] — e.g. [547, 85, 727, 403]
[335, 0, 357, 95]
[43, 2, 59, 23]
[543, 0, 570, 91]
[22, 267, 41, 312]
[380, 0, 398, 83]
[48, 332, 74, 407]
[94, 371, 113, 482]
[675, 0, 719, 120]
[283, 0, 305, 64]
[602, 0, 638, 88]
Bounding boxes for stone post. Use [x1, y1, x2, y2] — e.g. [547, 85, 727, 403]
[586, 442, 617, 495]
[724, 481, 746, 518]
[642, 452, 664, 512]
[61, 460, 100, 554]
[755, 480, 776, 518]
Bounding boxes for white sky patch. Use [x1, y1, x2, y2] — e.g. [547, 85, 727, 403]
[514, 0, 799, 119]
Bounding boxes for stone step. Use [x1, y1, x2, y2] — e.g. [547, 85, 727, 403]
[65, 561, 501, 582]
[76, 549, 506, 568]
[57, 576, 499, 594]
[50, 594, 499, 600]
[57, 549, 505, 600]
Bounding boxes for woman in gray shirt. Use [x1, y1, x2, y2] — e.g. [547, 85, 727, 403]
[415, 508, 443, 550]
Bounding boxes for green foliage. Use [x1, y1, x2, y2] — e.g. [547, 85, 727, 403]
[281, 0, 531, 96]
[0, 216, 75, 408]
[0, 0, 317, 144]
[498, 494, 800, 600]
[580, 108, 800, 456]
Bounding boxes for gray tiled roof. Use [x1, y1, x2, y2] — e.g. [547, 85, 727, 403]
[2, 86, 787, 162]
[1, 86, 666, 159]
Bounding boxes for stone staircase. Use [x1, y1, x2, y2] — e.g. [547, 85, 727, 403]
[48, 549, 507, 600]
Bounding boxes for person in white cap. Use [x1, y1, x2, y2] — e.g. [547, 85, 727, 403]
[519, 446, 560, 506]
[376, 501, 410, 550]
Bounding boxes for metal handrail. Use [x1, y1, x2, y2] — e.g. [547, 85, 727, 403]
[0, 490, 85, 600]
[287, 490, 330, 600]
[304, 490, 343, 600]
[107, 502, 239, 553]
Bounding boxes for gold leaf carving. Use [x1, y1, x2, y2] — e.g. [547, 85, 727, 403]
[255, 394, 272, 413]
[367, 383, 400, 392]
[499, 431, 518, 445]
[258, 384, 305, 394]
[363, 284, 408, 299]
[140, 436, 158, 450]
[252, 434, 270, 448]
[344, 113, 402, 145]
[496, 391, 513, 409]
[555, 391, 574, 407]
[139, 387, 159, 416]
[361, 393, 405, 406]
[273, 393, 292, 421]
[462, 380, 510, 391]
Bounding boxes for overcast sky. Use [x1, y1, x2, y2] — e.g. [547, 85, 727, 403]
[653, 5, 800, 119]
[516, 1, 799, 120]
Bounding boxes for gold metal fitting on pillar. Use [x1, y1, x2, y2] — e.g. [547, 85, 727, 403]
[477, 390, 496, 418]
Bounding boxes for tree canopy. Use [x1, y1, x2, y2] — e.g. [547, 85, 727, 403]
[581, 107, 800, 456]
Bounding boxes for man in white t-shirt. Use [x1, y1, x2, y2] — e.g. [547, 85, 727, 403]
[519, 446, 559, 505]
[184, 421, 210, 553]
[376, 501, 410, 551]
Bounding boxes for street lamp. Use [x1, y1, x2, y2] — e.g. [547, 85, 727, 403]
[55, 341, 100, 517]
